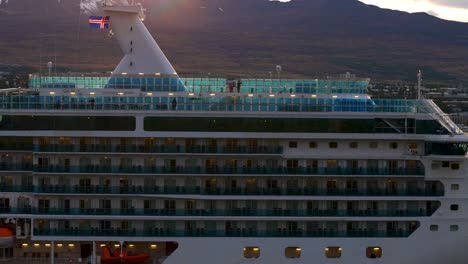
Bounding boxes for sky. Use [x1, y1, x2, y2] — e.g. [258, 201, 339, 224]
[274, 0, 468, 22]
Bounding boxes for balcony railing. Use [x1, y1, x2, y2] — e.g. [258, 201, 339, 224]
[34, 144, 283, 155]
[0, 207, 434, 217]
[33, 228, 413, 238]
[0, 163, 33, 171]
[33, 165, 425, 176]
[29, 185, 443, 197]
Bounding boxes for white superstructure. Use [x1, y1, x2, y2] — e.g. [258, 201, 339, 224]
[0, 2, 467, 264]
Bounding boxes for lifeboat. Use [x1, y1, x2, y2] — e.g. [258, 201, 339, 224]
[101, 246, 150, 264]
[0, 227, 13, 247]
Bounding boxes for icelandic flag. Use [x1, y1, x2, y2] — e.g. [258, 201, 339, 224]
[89, 16, 110, 29]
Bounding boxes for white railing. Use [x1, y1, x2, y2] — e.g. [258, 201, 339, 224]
[426, 100, 464, 135]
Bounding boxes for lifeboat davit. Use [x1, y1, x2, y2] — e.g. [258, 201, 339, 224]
[101, 246, 150, 264]
[0, 227, 13, 247]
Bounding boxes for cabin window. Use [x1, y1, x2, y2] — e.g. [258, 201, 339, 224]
[289, 142, 298, 148]
[408, 143, 418, 149]
[243, 247, 260, 258]
[430, 225, 438, 231]
[389, 142, 398, 149]
[309, 142, 317, 148]
[285, 247, 301, 259]
[450, 204, 459, 211]
[366, 247, 382, 258]
[325, 247, 342, 258]
[369, 142, 378, 149]
[349, 142, 358, 148]
[451, 184, 460, 191]
[451, 163, 460, 170]
[441, 161, 450, 168]
[329, 142, 338, 148]
[450, 225, 459, 231]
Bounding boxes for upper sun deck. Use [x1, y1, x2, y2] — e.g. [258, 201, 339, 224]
[29, 72, 371, 94]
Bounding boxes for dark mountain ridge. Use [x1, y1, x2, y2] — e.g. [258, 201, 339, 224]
[1, 0, 468, 81]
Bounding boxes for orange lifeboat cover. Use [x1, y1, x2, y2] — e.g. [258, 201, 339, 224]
[0, 228, 13, 237]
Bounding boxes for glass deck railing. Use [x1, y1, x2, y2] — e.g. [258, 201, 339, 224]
[0, 94, 434, 114]
[33, 228, 413, 238]
[29, 75, 371, 95]
[32, 165, 425, 176]
[34, 144, 283, 155]
[0, 207, 434, 217]
[28, 185, 442, 197]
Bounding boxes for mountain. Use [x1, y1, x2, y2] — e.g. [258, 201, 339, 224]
[1, 0, 468, 81]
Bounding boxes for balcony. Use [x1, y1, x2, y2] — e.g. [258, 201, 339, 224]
[33, 144, 283, 155]
[1, 207, 434, 217]
[33, 228, 413, 238]
[31, 185, 444, 197]
[33, 165, 425, 176]
[0, 163, 33, 171]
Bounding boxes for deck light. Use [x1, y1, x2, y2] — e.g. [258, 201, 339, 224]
[118, 92, 124, 96]
[68, 244, 75, 247]
[45, 244, 51, 247]
[128, 244, 135, 248]
[354, 95, 359, 98]
[150, 245, 157, 249]
[296, 248, 302, 251]
[311, 94, 317, 98]
[269, 94, 275, 97]
[57, 244, 63, 247]
[89, 92, 95, 95]
[138, 73, 144, 76]
[248, 94, 254, 97]
[210, 93, 216, 96]
[290, 94, 296, 97]
[168, 93, 174, 96]
[70, 92, 76, 95]
[34, 244, 40, 247]
[332, 95, 338, 98]
[147, 92, 153, 96]
[253, 247, 259, 251]
[22, 243, 28, 247]
[114, 244, 120, 247]
[188, 93, 195, 96]
[49, 92, 55, 95]
[121, 73, 128, 75]
[155, 73, 161, 76]
[100, 244, 106, 247]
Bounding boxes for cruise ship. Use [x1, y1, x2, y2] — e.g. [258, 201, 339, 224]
[0, 1, 467, 264]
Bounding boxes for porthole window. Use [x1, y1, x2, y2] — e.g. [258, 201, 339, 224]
[325, 247, 342, 258]
[389, 142, 398, 149]
[366, 247, 382, 258]
[309, 142, 317, 148]
[450, 204, 459, 211]
[450, 225, 459, 231]
[285, 247, 301, 259]
[441, 161, 450, 168]
[349, 142, 358, 148]
[451, 163, 460, 170]
[369, 142, 378, 149]
[451, 184, 460, 191]
[289, 141, 298, 148]
[430, 225, 438, 231]
[329, 142, 338, 149]
[243, 247, 260, 258]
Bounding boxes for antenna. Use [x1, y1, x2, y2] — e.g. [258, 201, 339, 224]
[417, 70, 422, 100]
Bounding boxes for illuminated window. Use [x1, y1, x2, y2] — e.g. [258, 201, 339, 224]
[243, 247, 260, 258]
[366, 247, 382, 258]
[408, 143, 418, 149]
[325, 247, 342, 258]
[285, 247, 301, 258]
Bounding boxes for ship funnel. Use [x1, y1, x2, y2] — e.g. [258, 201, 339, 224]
[103, 3, 177, 76]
